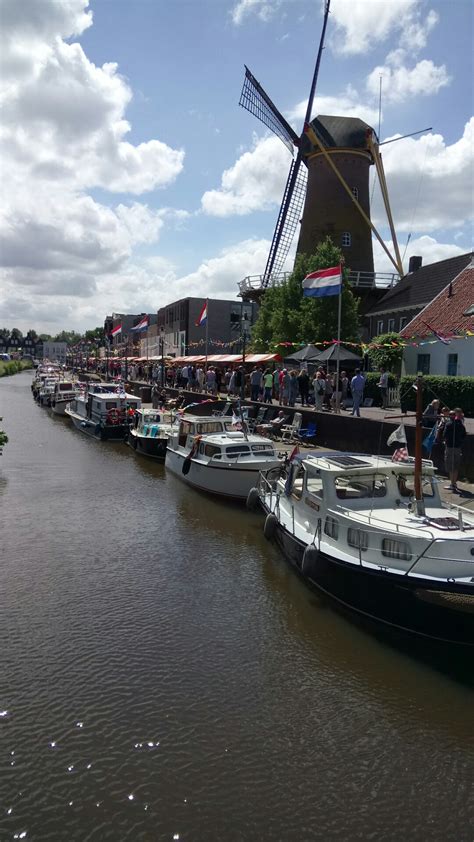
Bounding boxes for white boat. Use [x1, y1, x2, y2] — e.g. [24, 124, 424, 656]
[31, 365, 61, 402]
[166, 414, 283, 500]
[251, 451, 474, 646]
[127, 407, 177, 460]
[65, 383, 141, 440]
[50, 380, 81, 415]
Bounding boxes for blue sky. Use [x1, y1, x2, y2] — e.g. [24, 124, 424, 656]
[0, 0, 472, 333]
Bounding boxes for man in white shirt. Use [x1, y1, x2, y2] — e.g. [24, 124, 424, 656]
[350, 369, 366, 417]
[378, 368, 389, 409]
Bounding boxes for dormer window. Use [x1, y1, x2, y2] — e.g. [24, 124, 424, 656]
[342, 232, 351, 248]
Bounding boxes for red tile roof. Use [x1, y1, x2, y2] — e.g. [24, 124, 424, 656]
[400, 261, 474, 338]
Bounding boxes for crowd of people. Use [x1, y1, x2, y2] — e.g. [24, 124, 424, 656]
[423, 400, 467, 492]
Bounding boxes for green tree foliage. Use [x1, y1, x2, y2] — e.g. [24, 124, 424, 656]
[250, 238, 360, 352]
[367, 332, 404, 373]
[84, 327, 105, 344]
[52, 330, 82, 345]
[0, 328, 11, 345]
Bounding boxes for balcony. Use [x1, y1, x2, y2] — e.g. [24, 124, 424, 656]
[238, 270, 400, 297]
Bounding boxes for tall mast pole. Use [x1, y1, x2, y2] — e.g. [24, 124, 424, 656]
[414, 375, 425, 516]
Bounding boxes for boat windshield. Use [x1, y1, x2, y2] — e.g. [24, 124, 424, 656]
[396, 474, 435, 498]
[334, 474, 387, 500]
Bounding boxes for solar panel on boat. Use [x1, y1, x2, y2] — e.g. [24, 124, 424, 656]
[326, 456, 372, 468]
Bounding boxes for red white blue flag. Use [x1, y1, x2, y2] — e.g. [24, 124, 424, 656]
[302, 265, 342, 298]
[131, 315, 149, 333]
[196, 301, 208, 326]
[110, 324, 122, 337]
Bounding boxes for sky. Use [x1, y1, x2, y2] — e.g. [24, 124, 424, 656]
[0, 0, 472, 334]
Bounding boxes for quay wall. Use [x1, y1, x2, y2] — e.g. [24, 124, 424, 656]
[125, 382, 474, 482]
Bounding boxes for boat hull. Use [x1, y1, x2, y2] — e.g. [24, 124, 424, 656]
[166, 448, 278, 500]
[50, 401, 69, 416]
[262, 502, 474, 647]
[66, 410, 128, 441]
[128, 431, 168, 460]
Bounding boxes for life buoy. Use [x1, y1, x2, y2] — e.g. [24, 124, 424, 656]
[106, 408, 121, 425]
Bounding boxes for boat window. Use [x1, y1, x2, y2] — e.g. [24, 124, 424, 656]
[251, 444, 274, 454]
[397, 474, 435, 498]
[59, 383, 73, 391]
[225, 445, 251, 459]
[291, 464, 305, 499]
[334, 475, 387, 499]
[204, 444, 221, 458]
[347, 528, 369, 551]
[306, 473, 324, 497]
[129, 402, 138, 410]
[324, 516, 339, 540]
[105, 401, 118, 410]
[196, 421, 224, 434]
[381, 538, 412, 561]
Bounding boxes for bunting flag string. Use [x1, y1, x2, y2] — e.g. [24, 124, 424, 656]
[273, 331, 473, 352]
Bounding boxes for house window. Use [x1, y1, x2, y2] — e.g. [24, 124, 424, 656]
[399, 317, 408, 330]
[377, 320, 384, 334]
[447, 354, 458, 376]
[416, 354, 430, 374]
[341, 231, 351, 247]
[351, 187, 359, 200]
[388, 318, 395, 332]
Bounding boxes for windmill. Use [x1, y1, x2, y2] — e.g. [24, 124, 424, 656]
[239, 0, 405, 292]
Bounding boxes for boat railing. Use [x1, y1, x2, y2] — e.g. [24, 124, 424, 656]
[328, 504, 469, 540]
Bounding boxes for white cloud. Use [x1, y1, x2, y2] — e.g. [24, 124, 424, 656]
[231, 0, 280, 26]
[330, 0, 419, 55]
[373, 235, 467, 276]
[366, 57, 450, 104]
[0, 0, 186, 332]
[201, 136, 291, 216]
[372, 119, 474, 233]
[287, 86, 380, 128]
[172, 238, 278, 299]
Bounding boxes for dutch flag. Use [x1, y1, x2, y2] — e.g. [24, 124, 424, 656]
[131, 315, 149, 333]
[196, 300, 208, 326]
[110, 324, 122, 337]
[302, 265, 342, 298]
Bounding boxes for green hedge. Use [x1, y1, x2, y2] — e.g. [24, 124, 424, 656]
[399, 376, 474, 417]
[0, 360, 33, 377]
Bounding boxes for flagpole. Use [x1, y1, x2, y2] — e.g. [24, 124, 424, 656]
[335, 264, 342, 414]
[205, 298, 209, 370]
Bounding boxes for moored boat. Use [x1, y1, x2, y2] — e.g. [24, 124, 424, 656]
[50, 380, 81, 415]
[127, 407, 177, 460]
[251, 452, 474, 646]
[166, 414, 283, 500]
[65, 383, 141, 440]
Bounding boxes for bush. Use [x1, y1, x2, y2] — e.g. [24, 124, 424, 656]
[399, 376, 474, 417]
[0, 360, 33, 377]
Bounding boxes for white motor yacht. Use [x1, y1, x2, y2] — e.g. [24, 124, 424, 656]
[127, 407, 177, 460]
[166, 414, 283, 500]
[65, 383, 141, 440]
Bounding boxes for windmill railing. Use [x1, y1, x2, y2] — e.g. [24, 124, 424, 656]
[239, 270, 400, 296]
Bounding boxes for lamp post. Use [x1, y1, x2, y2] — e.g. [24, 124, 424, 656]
[240, 310, 250, 400]
[160, 326, 165, 388]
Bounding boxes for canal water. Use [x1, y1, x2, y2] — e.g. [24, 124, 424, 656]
[1, 372, 473, 842]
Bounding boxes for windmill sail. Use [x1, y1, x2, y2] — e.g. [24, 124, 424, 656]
[263, 159, 307, 283]
[239, 67, 298, 155]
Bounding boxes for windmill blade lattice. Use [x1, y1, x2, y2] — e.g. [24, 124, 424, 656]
[263, 159, 307, 284]
[239, 67, 298, 155]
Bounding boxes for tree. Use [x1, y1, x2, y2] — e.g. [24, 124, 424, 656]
[10, 328, 23, 340]
[52, 330, 82, 345]
[250, 237, 360, 352]
[367, 332, 404, 374]
[26, 329, 38, 342]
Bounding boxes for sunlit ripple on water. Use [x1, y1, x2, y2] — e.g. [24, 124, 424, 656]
[0, 373, 473, 841]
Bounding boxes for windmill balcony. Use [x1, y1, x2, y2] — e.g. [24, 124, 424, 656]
[238, 270, 400, 297]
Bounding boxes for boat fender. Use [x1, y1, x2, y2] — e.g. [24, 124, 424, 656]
[246, 487, 260, 511]
[263, 513, 278, 540]
[302, 545, 319, 574]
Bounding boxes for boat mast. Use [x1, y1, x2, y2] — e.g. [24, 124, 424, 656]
[414, 375, 425, 516]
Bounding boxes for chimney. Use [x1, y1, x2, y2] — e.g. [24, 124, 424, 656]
[408, 256, 423, 273]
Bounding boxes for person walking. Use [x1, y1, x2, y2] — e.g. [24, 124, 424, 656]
[273, 367, 280, 403]
[250, 367, 261, 402]
[324, 374, 333, 411]
[443, 408, 466, 492]
[350, 369, 365, 417]
[263, 369, 273, 403]
[288, 370, 298, 407]
[280, 369, 290, 406]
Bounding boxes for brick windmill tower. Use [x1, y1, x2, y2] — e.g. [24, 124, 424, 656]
[238, 0, 403, 297]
